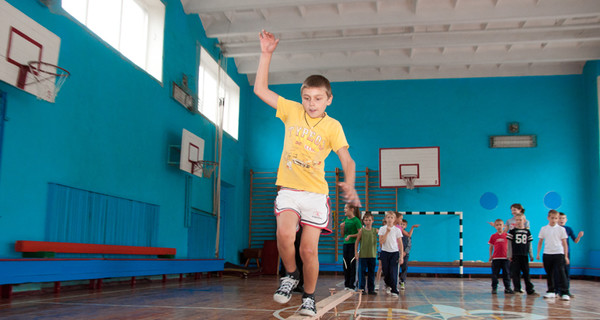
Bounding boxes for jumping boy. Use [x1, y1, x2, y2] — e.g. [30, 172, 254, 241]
[506, 213, 536, 295]
[488, 219, 513, 294]
[536, 210, 570, 300]
[254, 30, 361, 316]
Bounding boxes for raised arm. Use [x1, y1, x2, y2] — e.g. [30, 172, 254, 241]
[336, 146, 361, 207]
[253, 30, 280, 109]
[408, 224, 419, 237]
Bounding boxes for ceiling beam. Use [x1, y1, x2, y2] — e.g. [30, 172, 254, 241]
[201, 0, 600, 38]
[246, 62, 584, 84]
[235, 46, 600, 73]
[181, 0, 371, 14]
[220, 26, 600, 58]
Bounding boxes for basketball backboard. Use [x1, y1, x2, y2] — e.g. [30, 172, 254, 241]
[379, 147, 440, 188]
[0, 0, 62, 102]
[179, 129, 205, 178]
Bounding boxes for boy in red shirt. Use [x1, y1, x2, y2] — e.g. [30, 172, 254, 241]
[489, 219, 514, 294]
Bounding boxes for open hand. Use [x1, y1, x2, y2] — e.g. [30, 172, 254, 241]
[259, 30, 279, 54]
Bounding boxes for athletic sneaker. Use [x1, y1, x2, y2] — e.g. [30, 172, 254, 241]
[543, 292, 556, 299]
[273, 275, 299, 304]
[516, 289, 525, 294]
[491, 288, 497, 294]
[560, 294, 570, 301]
[400, 282, 406, 290]
[367, 291, 377, 295]
[504, 289, 515, 294]
[299, 296, 317, 316]
[527, 290, 538, 296]
[385, 286, 391, 295]
[390, 289, 399, 297]
[374, 284, 379, 291]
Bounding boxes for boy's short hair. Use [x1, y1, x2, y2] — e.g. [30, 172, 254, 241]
[384, 211, 396, 218]
[395, 212, 402, 219]
[514, 213, 524, 218]
[559, 212, 566, 216]
[548, 209, 559, 216]
[494, 219, 504, 224]
[402, 219, 408, 223]
[362, 212, 373, 222]
[301, 75, 332, 98]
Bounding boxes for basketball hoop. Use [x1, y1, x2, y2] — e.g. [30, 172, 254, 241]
[402, 174, 418, 190]
[191, 160, 218, 178]
[24, 60, 70, 101]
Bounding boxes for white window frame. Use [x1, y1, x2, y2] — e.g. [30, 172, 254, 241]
[198, 47, 240, 140]
[62, 0, 164, 81]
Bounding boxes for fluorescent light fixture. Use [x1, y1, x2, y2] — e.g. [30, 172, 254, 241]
[489, 135, 537, 148]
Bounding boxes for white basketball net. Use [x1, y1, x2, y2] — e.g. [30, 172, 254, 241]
[27, 61, 70, 101]
[402, 174, 417, 190]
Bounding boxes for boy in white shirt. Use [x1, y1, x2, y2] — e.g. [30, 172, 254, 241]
[378, 211, 404, 297]
[536, 210, 570, 300]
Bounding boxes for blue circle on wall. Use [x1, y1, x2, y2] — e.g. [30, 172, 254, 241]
[544, 191, 562, 209]
[480, 192, 498, 210]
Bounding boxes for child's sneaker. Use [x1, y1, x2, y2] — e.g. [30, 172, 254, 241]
[504, 289, 515, 294]
[298, 296, 317, 316]
[400, 282, 406, 290]
[374, 284, 379, 291]
[516, 289, 525, 294]
[560, 294, 570, 301]
[390, 289, 399, 297]
[543, 292, 556, 299]
[273, 275, 299, 304]
[491, 288, 497, 294]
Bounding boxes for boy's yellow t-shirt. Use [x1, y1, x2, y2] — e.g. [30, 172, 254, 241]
[275, 96, 349, 195]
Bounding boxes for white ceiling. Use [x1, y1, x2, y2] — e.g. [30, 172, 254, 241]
[181, 0, 600, 85]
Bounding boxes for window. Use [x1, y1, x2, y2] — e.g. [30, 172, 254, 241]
[198, 47, 240, 140]
[62, 0, 164, 81]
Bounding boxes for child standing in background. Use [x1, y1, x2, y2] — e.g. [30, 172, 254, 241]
[354, 212, 378, 295]
[488, 219, 513, 294]
[341, 204, 361, 290]
[506, 204, 530, 231]
[507, 213, 536, 295]
[487, 203, 530, 232]
[379, 211, 403, 297]
[536, 210, 570, 300]
[399, 218, 419, 290]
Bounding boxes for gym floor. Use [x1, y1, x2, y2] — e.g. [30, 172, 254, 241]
[1, 274, 599, 319]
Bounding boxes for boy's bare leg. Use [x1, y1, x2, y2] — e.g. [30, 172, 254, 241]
[300, 225, 322, 294]
[276, 210, 299, 273]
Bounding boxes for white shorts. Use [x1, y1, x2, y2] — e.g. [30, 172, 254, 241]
[274, 188, 332, 234]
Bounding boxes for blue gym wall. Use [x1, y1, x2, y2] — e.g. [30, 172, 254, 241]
[247, 72, 600, 268]
[0, 0, 250, 263]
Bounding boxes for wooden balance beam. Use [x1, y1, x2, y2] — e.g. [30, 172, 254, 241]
[287, 288, 362, 320]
